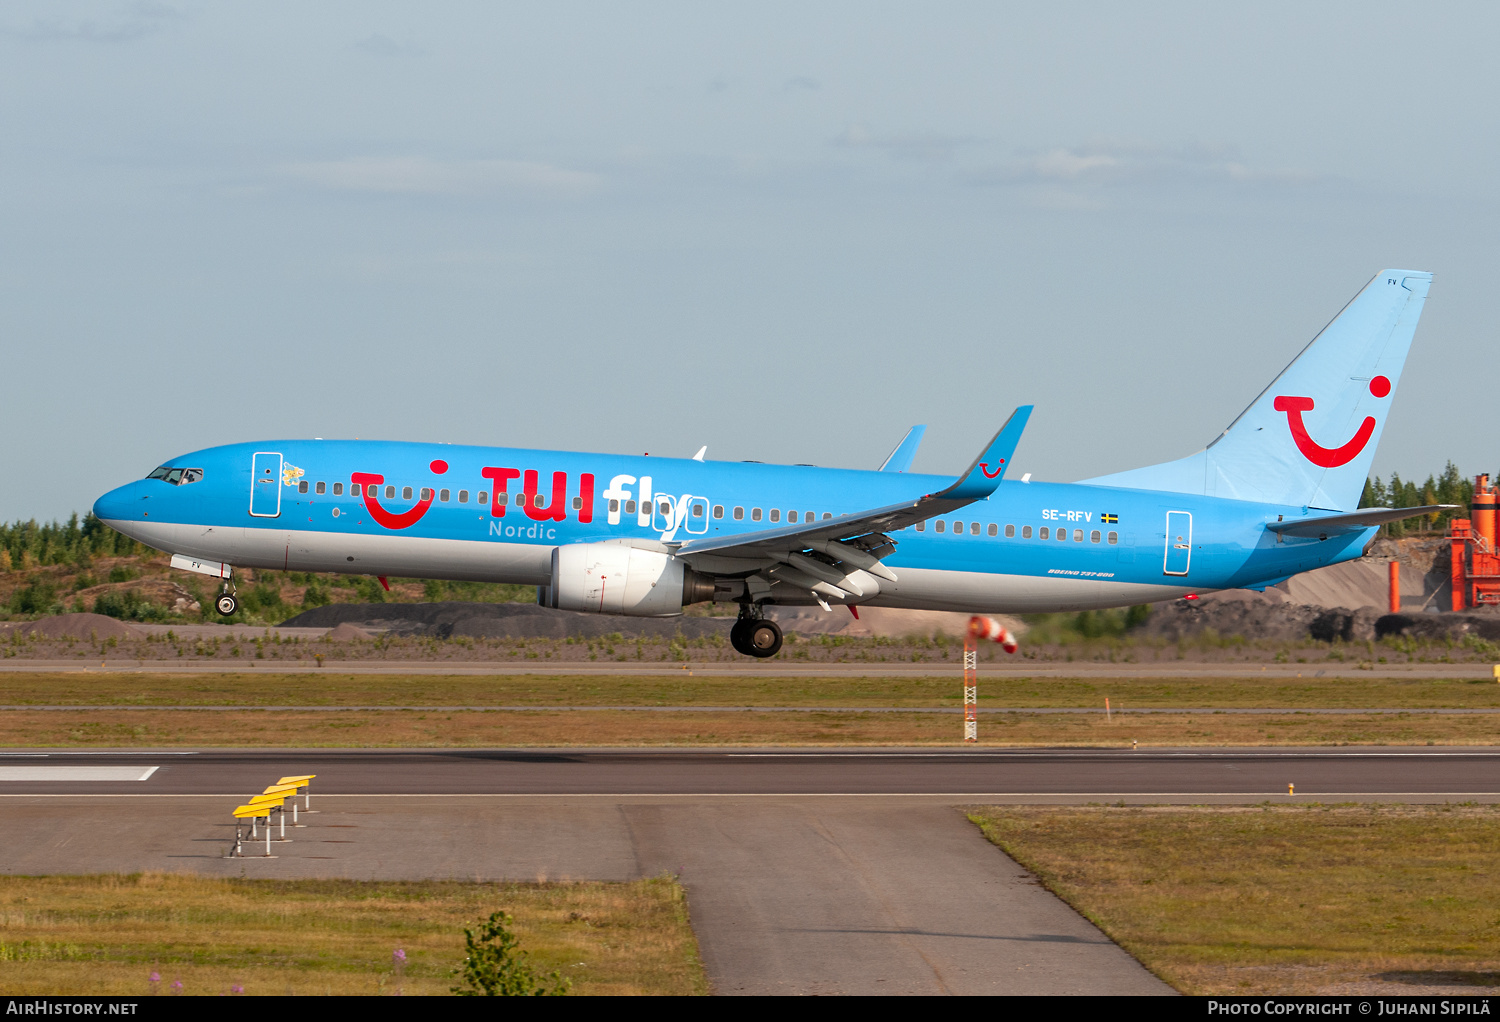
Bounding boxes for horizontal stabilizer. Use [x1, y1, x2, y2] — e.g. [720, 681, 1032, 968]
[1266, 505, 1459, 538]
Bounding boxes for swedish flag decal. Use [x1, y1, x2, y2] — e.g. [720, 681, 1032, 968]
[1101, 513, 1119, 524]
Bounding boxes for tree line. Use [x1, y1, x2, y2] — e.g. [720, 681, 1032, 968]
[0, 513, 144, 573]
[1359, 461, 1494, 537]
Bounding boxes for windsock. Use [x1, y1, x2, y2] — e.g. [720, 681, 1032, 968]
[968, 615, 1018, 654]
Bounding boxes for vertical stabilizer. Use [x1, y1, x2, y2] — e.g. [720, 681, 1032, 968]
[1084, 270, 1432, 510]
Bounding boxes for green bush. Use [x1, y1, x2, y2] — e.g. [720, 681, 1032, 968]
[452, 911, 569, 997]
[107, 565, 138, 584]
[9, 580, 58, 616]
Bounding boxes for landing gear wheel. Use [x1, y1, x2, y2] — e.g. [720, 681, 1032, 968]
[215, 593, 238, 617]
[729, 620, 753, 656]
[745, 619, 782, 659]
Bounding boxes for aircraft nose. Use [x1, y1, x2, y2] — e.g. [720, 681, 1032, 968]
[93, 481, 148, 523]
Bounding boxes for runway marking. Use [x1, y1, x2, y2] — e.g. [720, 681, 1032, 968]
[0, 766, 159, 781]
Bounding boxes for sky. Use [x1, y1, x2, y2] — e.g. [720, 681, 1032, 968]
[3, 1, 1498, 522]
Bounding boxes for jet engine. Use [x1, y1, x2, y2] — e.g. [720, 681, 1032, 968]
[540, 542, 715, 617]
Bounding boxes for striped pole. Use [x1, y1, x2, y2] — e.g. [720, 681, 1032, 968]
[963, 637, 978, 744]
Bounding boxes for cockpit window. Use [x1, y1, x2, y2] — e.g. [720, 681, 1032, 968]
[146, 466, 203, 485]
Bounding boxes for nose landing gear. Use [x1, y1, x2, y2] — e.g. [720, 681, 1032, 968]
[729, 606, 782, 658]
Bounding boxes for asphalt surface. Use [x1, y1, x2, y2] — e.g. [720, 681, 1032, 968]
[6, 747, 1494, 996]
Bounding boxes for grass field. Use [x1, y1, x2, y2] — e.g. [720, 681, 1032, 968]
[0, 874, 705, 996]
[7, 708, 1500, 747]
[970, 804, 1500, 994]
[3, 670, 1499, 708]
[2, 671, 1499, 746]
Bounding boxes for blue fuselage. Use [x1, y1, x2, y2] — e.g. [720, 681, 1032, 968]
[94, 439, 1369, 614]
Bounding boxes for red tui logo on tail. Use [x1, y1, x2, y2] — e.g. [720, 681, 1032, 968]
[1273, 377, 1389, 469]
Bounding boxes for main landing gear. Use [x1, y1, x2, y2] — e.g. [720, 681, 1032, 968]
[730, 607, 782, 659]
[215, 579, 238, 617]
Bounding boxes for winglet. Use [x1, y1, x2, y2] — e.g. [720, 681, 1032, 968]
[878, 425, 926, 472]
[935, 406, 1032, 501]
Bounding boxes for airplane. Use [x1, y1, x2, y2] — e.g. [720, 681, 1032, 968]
[93, 269, 1453, 658]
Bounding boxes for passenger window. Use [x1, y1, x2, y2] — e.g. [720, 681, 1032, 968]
[1003, 524, 1014, 537]
[626, 500, 637, 514]
[458, 490, 469, 503]
[972, 523, 981, 535]
[333, 482, 344, 496]
[805, 512, 813, 522]
[298, 481, 309, 494]
[770, 509, 780, 523]
[316, 481, 326, 495]
[403, 487, 413, 500]
[935, 521, 945, 533]
[713, 505, 724, 519]
[572, 496, 582, 510]
[1090, 530, 1101, 543]
[733, 506, 744, 520]
[477, 491, 488, 506]
[1039, 527, 1049, 540]
[609, 499, 620, 513]
[537, 495, 548, 509]
[788, 511, 798, 523]
[692, 504, 704, 517]
[495, 492, 508, 505]
[439, 489, 450, 502]
[822, 512, 832, 520]
[385, 486, 395, 499]
[1108, 531, 1118, 545]
[659, 500, 672, 516]
[752, 508, 762, 521]
[916, 521, 925, 532]
[420, 488, 432, 501]
[1022, 525, 1032, 538]
[1072, 529, 1082, 542]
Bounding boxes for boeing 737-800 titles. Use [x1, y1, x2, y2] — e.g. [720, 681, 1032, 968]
[94, 270, 1451, 657]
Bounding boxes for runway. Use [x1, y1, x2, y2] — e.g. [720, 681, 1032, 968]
[1, 746, 1497, 799]
[5, 748, 1494, 995]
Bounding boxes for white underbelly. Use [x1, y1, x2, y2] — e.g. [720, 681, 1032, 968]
[101, 519, 551, 585]
[867, 566, 1200, 613]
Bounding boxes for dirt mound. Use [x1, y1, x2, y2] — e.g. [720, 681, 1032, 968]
[19, 614, 143, 641]
[765, 606, 1024, 639]
[282, 602, 1013, 641]
[283, 602, 735, 640]
[1374, 613, 1500, 643]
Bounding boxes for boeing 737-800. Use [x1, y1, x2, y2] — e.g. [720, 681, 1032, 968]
[94, 269, 1451, 657]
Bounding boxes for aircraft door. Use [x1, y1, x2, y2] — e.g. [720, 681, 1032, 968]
[684, 496, 710, 535]
[1163, 511, 1192, 575]
[250, 452, 283, 518]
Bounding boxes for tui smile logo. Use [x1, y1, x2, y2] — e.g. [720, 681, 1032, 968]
[350, 460, 448, 530]
[1273, 376, 1390, 469]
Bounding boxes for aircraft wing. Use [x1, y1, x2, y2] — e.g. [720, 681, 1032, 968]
[1265, 505, 1459, 538]
[877, 425, 926, 472]
[677, 407, 1031, 573]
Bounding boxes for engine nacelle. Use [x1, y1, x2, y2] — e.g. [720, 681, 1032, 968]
[541, 543, 714, 617]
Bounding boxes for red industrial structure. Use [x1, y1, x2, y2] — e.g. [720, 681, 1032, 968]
[1449, 475, 1500, 610]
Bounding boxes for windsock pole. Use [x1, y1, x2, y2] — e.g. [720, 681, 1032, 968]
[962, 637, 978, 743]
[963, 616, 1019, 744]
